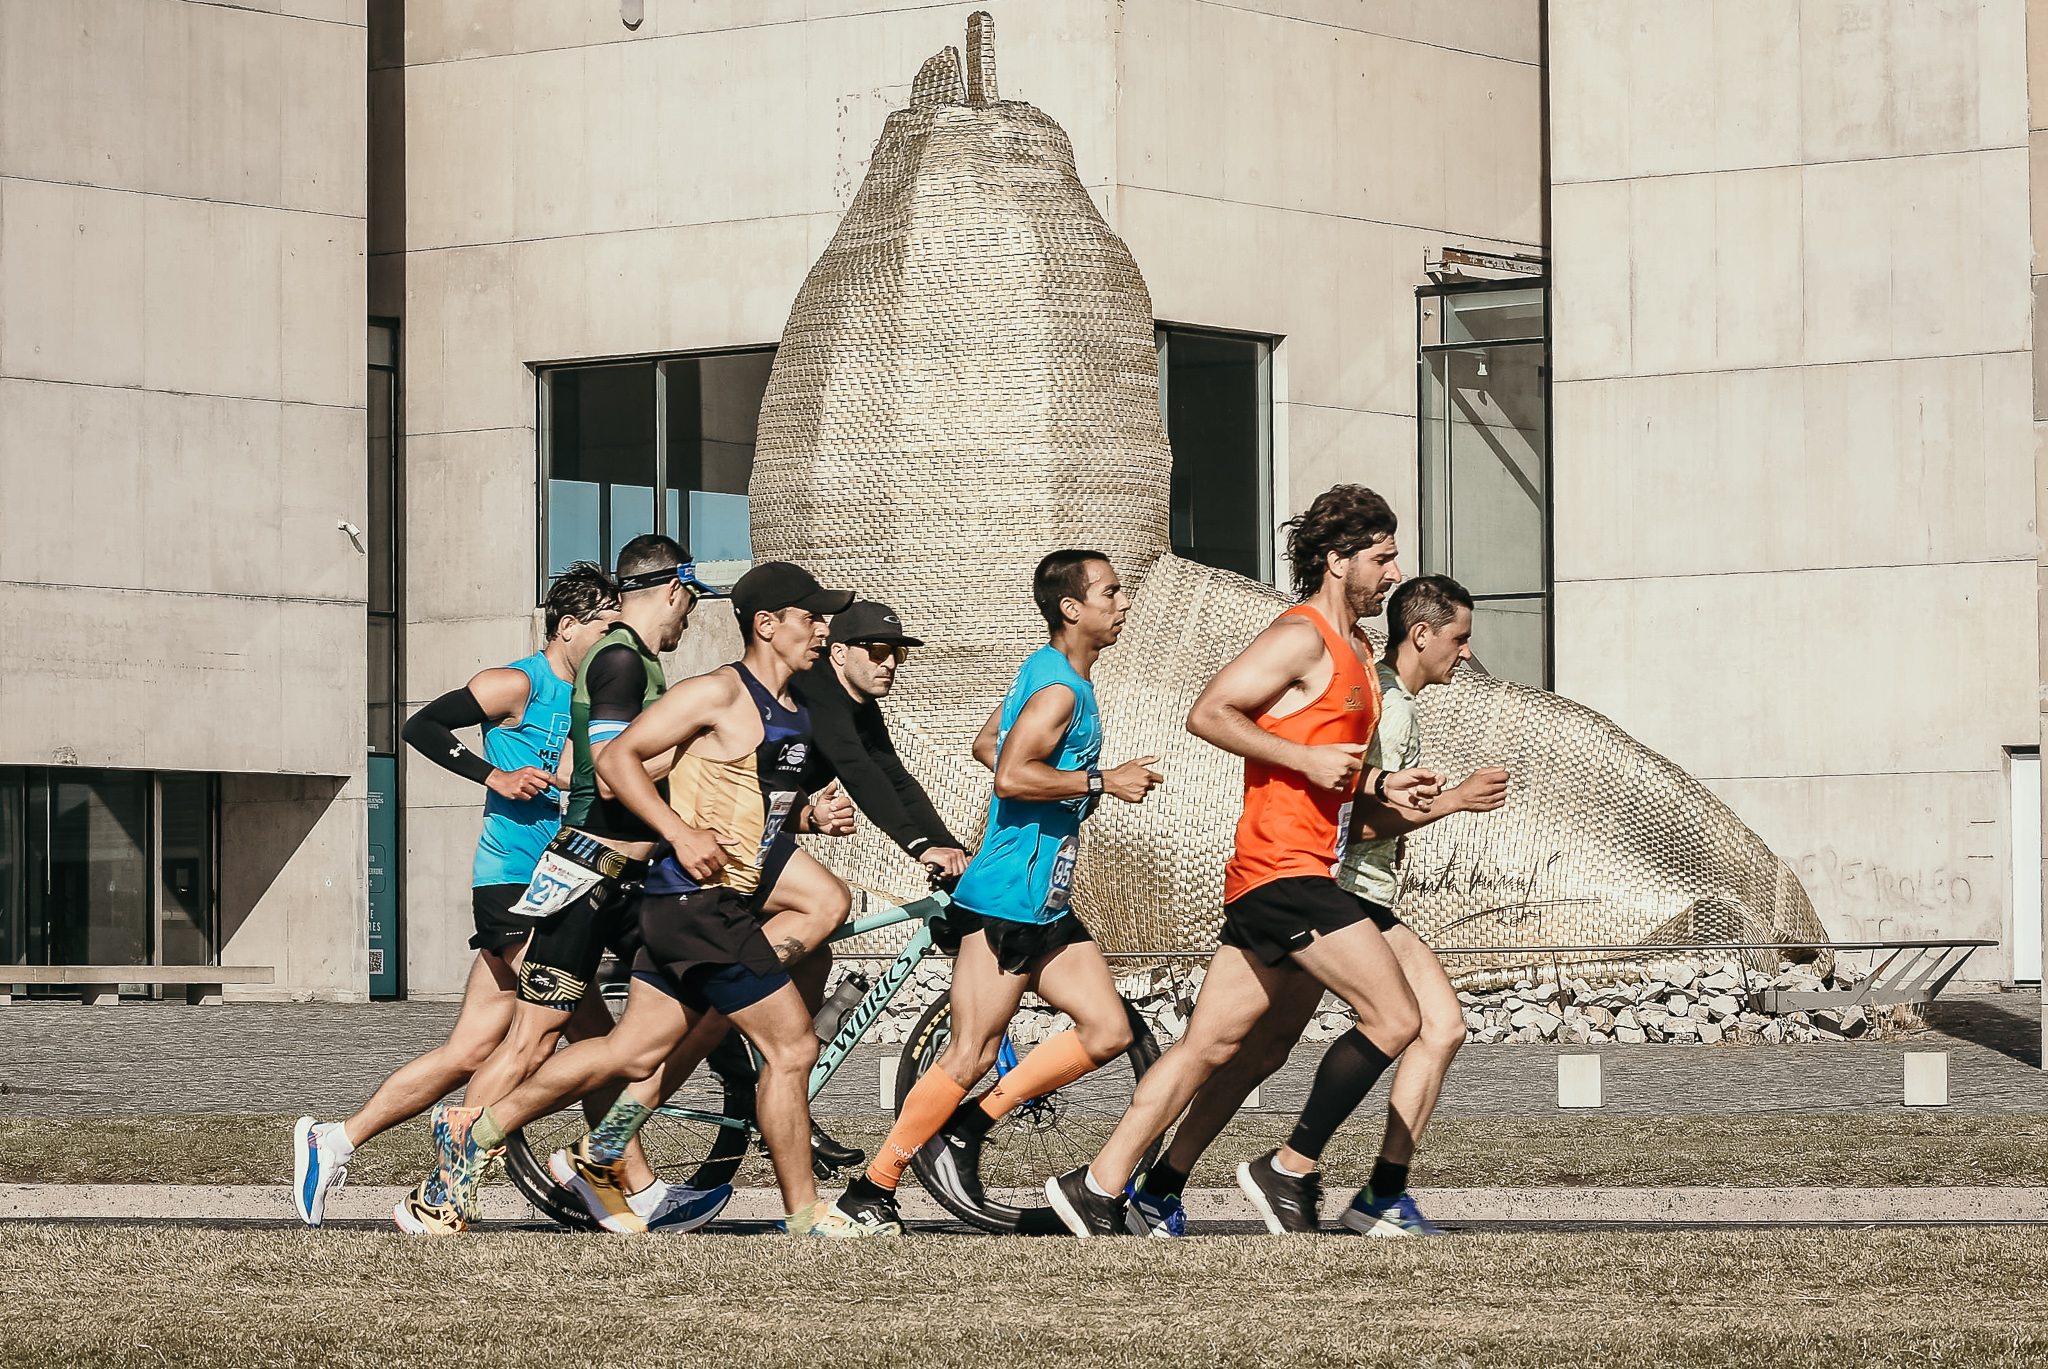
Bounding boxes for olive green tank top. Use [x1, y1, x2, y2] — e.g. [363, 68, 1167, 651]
[567, 624, 669, 841]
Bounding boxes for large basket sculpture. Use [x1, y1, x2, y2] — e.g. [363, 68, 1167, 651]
[752, 14, 1829, 981]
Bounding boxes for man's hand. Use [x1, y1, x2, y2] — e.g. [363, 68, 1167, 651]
[670, 825, 732, 882]
[1300, 743, 1368, 792]
[919, 846, 970, 879]
[1382, 766, 1443, 810]
[1441, 766, 1508, 815]
[808, 780, 857, 837]
[1104, 756, 1164, 804]
[486, 766, 555, 802]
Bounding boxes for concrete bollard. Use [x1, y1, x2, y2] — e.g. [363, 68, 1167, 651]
[1558, 1054, 1602, 1108]
[1904, 1052, 1948, 1107]
[879, 1058, 895, 1109]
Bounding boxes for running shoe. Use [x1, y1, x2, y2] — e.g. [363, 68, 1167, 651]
[1340, 1188, 1445, 1238]
[432, 1102, 500, 1224]
[810, 1176, 904, 1236]
[1045, 1167, 1127, 1238]
[392, 1178, 467, 1236]
[291, 1116, 351, 1227]
[916, 1119, 987, 1211]
[643, 1182, 735, 1234]
[1124, 1175, 1187, 1238]
[549, 1137, 643, 1234]
[1236, 1149, 1322, 1234]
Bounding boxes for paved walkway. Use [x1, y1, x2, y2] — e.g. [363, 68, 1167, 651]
[4, 991, 2044, 1119]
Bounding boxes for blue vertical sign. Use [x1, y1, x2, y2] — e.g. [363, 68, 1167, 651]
[367, 755, 398, 997]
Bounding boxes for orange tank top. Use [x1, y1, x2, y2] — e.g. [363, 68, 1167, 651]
[1222, 604, 1383, 903]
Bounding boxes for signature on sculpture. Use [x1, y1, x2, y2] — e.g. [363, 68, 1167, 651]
[750, 13, 1830, 981]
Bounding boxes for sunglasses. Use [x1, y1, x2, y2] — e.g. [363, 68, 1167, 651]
[855, 641, 911, 666]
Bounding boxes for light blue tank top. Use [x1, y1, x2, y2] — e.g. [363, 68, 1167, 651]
[473, 653, 573, 887]
[952, 645, 1104, 925]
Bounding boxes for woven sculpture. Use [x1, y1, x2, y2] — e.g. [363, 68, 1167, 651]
[752, 15, 1829, 981]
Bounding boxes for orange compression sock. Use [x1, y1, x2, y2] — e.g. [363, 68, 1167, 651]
[865, 1069, 967, 1191]
[976, 1030, 1099, 1121]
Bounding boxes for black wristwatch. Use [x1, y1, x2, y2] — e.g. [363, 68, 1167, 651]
[1372, 768, 1389, 801]
[1086, 766, 1104, 799]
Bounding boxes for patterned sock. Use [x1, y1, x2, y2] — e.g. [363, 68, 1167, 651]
[588, 1097, 653, 1164]
[976, 1030, 1098, 1120]
[865, 1070, 968, 1191]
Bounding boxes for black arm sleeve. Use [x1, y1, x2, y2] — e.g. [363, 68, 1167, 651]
[401, 686, 496, 786]
[864, 719, 963, 854]
[795, 671, 957, 858]
[583, 644, 647, 727]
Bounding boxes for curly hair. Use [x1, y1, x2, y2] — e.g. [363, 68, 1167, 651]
[543, 561, 620, 640]
[1281, 484, 1397, 598]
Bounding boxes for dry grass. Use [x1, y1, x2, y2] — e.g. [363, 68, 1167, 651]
[10, 1113, 2048, 1190]
[3, 1224, 2047, 1368]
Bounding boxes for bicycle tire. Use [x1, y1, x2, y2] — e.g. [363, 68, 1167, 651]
[900, 993, 1161, 1234]
[504, 1056, 757, 1230]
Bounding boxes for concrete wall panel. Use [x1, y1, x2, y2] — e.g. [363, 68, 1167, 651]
[220, 772, 364, 1000]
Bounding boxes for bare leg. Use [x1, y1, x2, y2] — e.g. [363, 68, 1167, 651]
[484, 976, 698, 1138]
[463, 998, 574, 1109]
[1158, 965, 1321, 1176]
[725, 982, 822, 1213]
[343, 946, 521, 1146]
[935, 931, 1034, 1089]
[1275, 920, 1420, 1174]
[1026, 939, 1133, 1063]
[756, 850, 851, 1014]
[1376, 924, 1463, 1168]
[1085, 946, 1294, 1193]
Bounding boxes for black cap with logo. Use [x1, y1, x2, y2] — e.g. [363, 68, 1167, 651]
[730, 561, 856, 625]
[828, 600, 923, 649]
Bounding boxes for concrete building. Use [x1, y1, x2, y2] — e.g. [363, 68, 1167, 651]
[2, 0, 2041, 1000]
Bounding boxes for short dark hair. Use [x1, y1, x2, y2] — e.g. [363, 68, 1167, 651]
[542, 562, 619, 640]
[1281, 485, 1397, 599]
[616, 534, 689, 591]
[1385, 575, 1473, 650]
[1033, 550, 1110, 634]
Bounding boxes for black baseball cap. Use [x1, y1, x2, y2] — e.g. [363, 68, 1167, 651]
[730, 561, 855, 623]
[828, 600, 923, 648]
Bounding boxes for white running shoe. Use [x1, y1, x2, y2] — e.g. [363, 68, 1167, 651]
[292, 1117, 352, 1227]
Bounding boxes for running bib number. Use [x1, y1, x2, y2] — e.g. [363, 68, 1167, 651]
[758, 790, 796, 861]
[1330, 801, 1353, 878]
[1041, 835, 1079, 918]
[511, 849, 604, 919]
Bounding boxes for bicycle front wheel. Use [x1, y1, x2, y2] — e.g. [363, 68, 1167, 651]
[900, 994, 1160, 1234]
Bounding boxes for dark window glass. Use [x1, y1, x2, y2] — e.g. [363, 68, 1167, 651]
[368, 615, 397, 757]
[158, 773, 215, 966]
[368, 320, 401, 757]
[547, 362, 658, 581]
[0, 771, 20, 965]
[1158, 327, 1272, 583]
[45, 770, 150, 966]
[368, 362, 396, 615]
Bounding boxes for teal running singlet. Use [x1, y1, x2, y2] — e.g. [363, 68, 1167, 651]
[472, 653, 572, 887]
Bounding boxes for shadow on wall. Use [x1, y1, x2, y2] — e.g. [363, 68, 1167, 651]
[219, 774, 347, 950]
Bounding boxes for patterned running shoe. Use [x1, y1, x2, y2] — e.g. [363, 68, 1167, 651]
[291, 1117, 351, 1227]
[808, 1177, 904, 1237]
[1340, 1188, 1446, 1238]
[549, 1138, 644, 1234]
[1236, 1150, 1322, 1234]
[1124, 1175, 1187, 1238]
[392, 1178, 467, 1236]
[642, 1182, 735, 1234]
[432, 1102, 500, 1224]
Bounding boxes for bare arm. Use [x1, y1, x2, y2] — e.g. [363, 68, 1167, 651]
[590, 735, 677, 799]
[595, 672, 740, 879]
[1186, 617, 1367, 791]
[1354, 767, 1509, 840]
[971, 703, 1002, 772]
[996, 685, 1160, 804]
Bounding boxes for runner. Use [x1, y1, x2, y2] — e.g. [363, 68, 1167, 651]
[827, 550, 1164, 1236]
[433, 562, 886, 1237]
[289, 562, 619, 1226]
[401, 534, 719, 1235]
[1118, 574, 1509, 1239]
[1046, 484, 1441, 1236]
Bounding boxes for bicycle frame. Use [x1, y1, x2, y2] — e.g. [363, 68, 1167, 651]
[654, 891, 950, 1131]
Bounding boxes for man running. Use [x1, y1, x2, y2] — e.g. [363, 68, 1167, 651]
[435, 562, 885, 1237]
[829, 550, 1163, 1236]
[793, 599, 970, 882]
[404, 534, 719, 1234]
[1047, 484, 1440, 1236]
[1117, 574, 1508, 1238]
[290, 563, 618, 1226]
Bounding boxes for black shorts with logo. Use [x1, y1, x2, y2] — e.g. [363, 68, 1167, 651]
[949, 905, 1095, 976]
[1219, 875, 1400, 968]
[514, 836, 649, 1009]
[636, 886, 788, 1010]
[469, 883, 535, 955]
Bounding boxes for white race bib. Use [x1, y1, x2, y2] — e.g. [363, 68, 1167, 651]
[511, 849, 604, 919]
[1331, 801, 1354, 878]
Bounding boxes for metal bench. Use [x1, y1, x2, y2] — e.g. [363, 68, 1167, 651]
[1, 965, 277, 1006]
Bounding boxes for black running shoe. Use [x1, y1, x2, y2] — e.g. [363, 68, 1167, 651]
[917, 1118, 988, 1210]
[1045, 1166, 1128, 1238]
[1237, 1149, 1323, 1234]
[810, 1122, 866, 1177]
[832, 1174, 904, 1234]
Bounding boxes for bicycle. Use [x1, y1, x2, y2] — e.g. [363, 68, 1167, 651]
[503, 888, 1161, 1234]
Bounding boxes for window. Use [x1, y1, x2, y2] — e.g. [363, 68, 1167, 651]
[539, 349, 777, 594]
[1417, 282, 1550, 686]
[1157, 326, 1274, 584]
[0, 768, 218, 977]
[368, 320, 402, 997]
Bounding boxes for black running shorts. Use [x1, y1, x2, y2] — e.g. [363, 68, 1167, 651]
[950, 906, 1095, 977]
[469, 883, 535, 955]
[638, 886, 785, 1000]
[1219, 876, 1399, 968]
[517, 871, 646, 1009]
